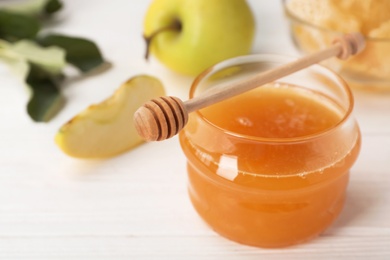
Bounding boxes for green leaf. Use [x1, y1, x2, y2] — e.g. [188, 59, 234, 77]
[11, 39, 66, 75]
[0, 10, 40, 41]
[38, 34, 105, 72]
[26, 62, 64, 122]
[1, 0, 63, 17]
[0, 39, 30, 78]
[45, 0, 63, 14]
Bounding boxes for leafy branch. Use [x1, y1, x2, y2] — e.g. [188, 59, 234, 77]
[0, 0, 108, 122]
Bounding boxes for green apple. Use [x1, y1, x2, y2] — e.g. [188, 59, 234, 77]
[55, 75, 165, 159]
[143, 0, 255, 76]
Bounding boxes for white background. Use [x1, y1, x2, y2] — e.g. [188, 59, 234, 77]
[1, 0, 390, 259]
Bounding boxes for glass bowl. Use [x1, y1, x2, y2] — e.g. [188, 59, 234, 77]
[283, 0, 390, 91]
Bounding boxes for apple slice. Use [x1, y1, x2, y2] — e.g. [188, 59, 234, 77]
[55, 75, 165, 159]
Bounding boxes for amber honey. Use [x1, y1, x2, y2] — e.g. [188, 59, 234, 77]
[180, 76, 360, 247]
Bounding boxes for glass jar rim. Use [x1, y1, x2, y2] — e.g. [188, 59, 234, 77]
[189, 53, 355, 144]
[282, 0, 390, 42]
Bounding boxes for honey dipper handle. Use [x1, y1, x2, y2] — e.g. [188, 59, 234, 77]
[134, 33, 364, 142]
[185, 33, 365, 113]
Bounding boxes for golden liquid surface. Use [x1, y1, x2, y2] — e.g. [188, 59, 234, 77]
[180, 83, 361, 247]
[200, 83, 342, 138]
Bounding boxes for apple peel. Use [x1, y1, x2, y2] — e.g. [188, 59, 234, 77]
[55, 75, 165, 159]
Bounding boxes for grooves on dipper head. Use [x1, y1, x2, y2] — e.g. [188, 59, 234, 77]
[170, 96, 188, 133]
[170, 97, 188, 134]
[135, 96, 188, 142]
[151, 98, 172, 140]
[154, 96, 188, 140]
[144, 101, 163, 141]
[160, 96, 179, 137]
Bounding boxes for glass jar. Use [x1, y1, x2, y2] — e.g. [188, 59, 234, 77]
[179, 54, 361, 248]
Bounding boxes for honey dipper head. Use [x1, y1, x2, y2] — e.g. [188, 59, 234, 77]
[134, 96, 188, 141]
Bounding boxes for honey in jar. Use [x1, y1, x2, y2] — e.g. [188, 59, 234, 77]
[179, 55, 361, 248]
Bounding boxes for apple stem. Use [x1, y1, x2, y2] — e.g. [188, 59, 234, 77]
[143, 20, 182, 60]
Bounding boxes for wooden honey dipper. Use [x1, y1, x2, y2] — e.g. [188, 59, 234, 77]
[134, 33, 365, 142]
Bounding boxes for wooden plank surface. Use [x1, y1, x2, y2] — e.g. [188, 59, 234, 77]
[0, 0, 389, 259]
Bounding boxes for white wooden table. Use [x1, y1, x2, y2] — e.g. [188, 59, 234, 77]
[1, 1, 389, 259]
